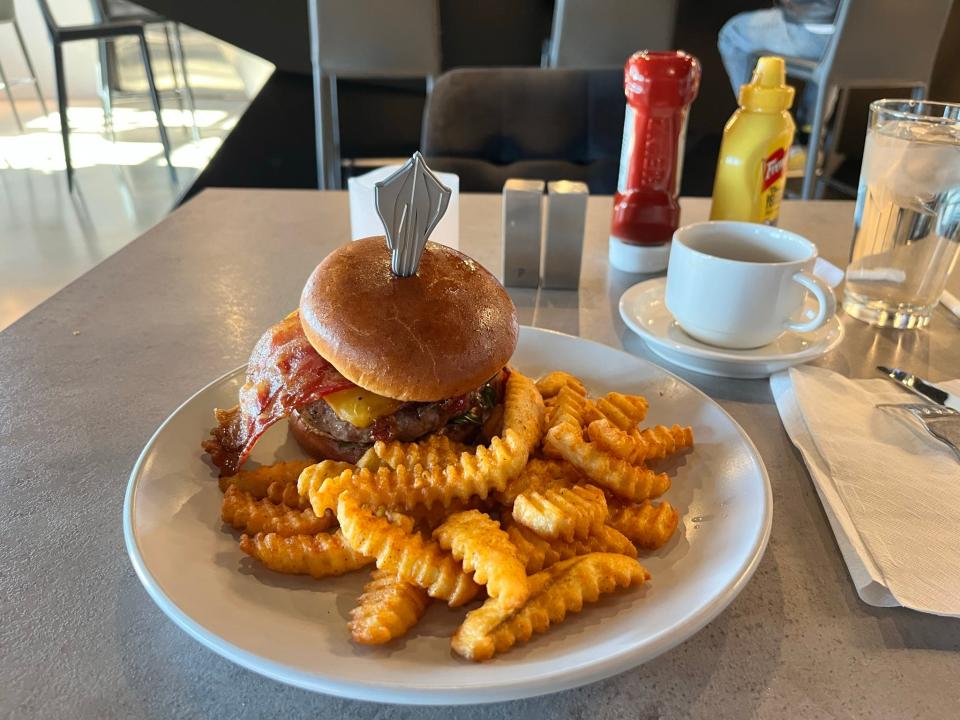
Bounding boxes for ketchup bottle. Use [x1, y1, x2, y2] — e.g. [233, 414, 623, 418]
[609, 51, 701, 273]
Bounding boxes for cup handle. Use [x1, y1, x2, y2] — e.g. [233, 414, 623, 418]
[785, 271, 837, 334]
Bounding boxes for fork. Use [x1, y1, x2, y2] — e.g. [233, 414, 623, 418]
[876, 403, 960, 461]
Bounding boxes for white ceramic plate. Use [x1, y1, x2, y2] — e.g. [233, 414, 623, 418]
[619, 277, 844, 379]
[124, 327, 771, 704]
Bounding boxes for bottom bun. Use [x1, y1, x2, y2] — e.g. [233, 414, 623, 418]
[288, 410, 370, 464]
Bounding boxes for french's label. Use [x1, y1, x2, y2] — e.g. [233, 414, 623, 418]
[760, 145, 788, 225]
[761, 147, 785, 191]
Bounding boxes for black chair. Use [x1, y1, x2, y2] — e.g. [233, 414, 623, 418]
[421, 68, 624, 194]
[94, 0, 198, 142]
[35, 0, 175, 190]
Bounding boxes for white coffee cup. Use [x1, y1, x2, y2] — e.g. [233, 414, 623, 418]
[665, 221, 836, 349]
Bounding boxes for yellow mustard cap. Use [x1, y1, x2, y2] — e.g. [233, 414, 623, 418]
[738, 56, 795, 112]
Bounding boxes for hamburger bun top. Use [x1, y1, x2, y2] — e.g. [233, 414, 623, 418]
[299, 237, 518, 402]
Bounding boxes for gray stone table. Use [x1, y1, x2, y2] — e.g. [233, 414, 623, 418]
[3, 191, 959, 719]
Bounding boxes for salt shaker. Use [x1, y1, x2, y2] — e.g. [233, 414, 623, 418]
[542, 181, 588, 290]
[501, 179, 544, 288]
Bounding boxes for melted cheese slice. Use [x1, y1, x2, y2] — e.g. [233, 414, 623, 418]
[324, 387, 404, 428]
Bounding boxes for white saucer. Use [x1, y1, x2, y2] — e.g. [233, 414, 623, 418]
[619, 277, 844, 379]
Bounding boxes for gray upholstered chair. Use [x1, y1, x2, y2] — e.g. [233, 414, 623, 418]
[421, 68, 624, 194]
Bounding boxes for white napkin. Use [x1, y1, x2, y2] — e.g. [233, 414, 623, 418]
[770, 366, 960, 616]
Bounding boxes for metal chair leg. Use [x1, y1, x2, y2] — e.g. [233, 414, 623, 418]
[13, 20, 50, 119]
[313, 69, 336, 190]
[96, 38, 116, 140]
[815, 86, 850, 199]
[137, 32, 177, 184]
[0, 58, 24, 133]
[328, 74, 342, 189]
[161, 22, 185, 120]
[52, 41, 73, 190]
[801, 81, 830, 200]
[171, 23, 199, 142]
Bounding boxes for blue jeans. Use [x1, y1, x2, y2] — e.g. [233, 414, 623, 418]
[718, 8, 832, 126]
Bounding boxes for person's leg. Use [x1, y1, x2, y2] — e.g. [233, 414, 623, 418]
[719, 9, 795, 98]
[719, 9, 830, 105]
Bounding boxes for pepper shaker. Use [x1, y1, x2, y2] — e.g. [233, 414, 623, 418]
[501, 179, 544, 288]
[542, 181, 588, 290]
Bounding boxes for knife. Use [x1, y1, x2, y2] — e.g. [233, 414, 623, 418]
[876, 366, 960, 412]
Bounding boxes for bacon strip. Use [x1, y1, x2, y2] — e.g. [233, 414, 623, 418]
[202, 312, 354, 475]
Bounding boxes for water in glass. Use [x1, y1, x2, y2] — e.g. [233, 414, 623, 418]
[844, 100, 960, 328]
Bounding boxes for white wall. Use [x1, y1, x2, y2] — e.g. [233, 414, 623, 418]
[5, 0, 101, 103]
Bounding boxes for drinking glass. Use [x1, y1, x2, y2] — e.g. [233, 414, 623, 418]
[843, 99, 960, 328]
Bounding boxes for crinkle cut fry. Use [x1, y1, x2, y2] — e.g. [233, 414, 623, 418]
[541, 374, 589, 459]
[305, 372, 545, 514]
[218, 459, 314, 496]
[545, 424, 670, 501]
[297, 459, 355, 498]
[608, 500, 680, 550]
[298, 460, 360, 515]
[495, 458, 583, 506]
[636, 424, 694, 461]
[512, 484, 608, 542]
[587, 420, 693, 464]
[349, 569, 430, 644]
[535, 371, 586, 399]
[336, 493, 480, 607]
[545, 385, 589, 431]
[434, 510, 529, 609]
[407, 496, 494, 532]
[451, 553, 649, 661]
[504, 523, 562, 574]
[503, 520, 637, 573]
[591, 392, 649, 430]
[306, 454, 516, 516]
[372, 434, 472, 474]
[221, 485, 334, 536]
[266, 480, 311, 510]
[239, 530, 371, 578]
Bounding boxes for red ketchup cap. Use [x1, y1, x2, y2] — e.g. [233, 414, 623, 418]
[624, 51, 702, 108]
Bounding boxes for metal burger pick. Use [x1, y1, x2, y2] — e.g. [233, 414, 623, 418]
[374, 151, 452, 277]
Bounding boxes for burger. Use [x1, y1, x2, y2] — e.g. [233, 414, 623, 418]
[203, 236, 518, 475]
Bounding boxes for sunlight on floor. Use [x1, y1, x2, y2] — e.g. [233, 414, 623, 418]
[0, 112, 225, 172]
[22, 107, 229, 133]
[0, 24, 272, 332]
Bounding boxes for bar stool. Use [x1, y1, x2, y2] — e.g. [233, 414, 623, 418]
[94, 0, 198, 142]
[0, 0, 49, 131]
[774, 0, 954, 199]
[35, 0, 176, 190]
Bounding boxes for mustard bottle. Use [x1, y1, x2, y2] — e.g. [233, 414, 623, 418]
[710, 56, 796, 225]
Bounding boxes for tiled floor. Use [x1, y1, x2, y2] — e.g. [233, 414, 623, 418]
[0, 27, 269, 331]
